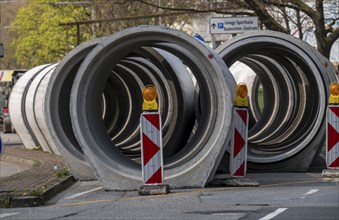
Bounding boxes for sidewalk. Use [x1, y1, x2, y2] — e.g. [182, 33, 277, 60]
[0, 133, 74, 208]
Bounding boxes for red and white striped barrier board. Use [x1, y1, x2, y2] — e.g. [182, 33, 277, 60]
[230, 107, 249, 177]
[326, 106, 339, 168]
[140, 112, 163, 184]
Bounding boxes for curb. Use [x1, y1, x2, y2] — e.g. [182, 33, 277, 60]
[209, 178, 260, 187]
[1, 175, 75, 208]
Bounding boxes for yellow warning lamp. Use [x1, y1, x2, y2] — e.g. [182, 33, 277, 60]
[234, 83, 249, 107]
[142, 85, 158, 111]
[329, 82, 339, 105]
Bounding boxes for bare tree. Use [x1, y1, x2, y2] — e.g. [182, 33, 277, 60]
[129, 0, 339, 59]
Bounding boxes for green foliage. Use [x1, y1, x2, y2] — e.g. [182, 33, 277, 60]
[56, 167, 71, 178]
[11, 0, 92, 68]
[0, 193, 11, 208]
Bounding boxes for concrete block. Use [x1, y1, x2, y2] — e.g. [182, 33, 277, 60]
[322, 169, 339, 178]
[139, 184, 170, 196]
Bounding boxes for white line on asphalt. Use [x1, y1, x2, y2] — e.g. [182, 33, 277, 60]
[258, 208, 288, 220]
[65, 187, 103, 200]
[301, 189, 319, 198]
[0, 212, 21, 218]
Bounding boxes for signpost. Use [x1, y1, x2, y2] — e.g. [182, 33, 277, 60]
[0, 43, 3, 58]
[209, 17, 259, 35]
[230, 83, 249, 178]
[323, 82, 339, 178]
[139, 85, 170, 195]
[0, 135, 3, 157]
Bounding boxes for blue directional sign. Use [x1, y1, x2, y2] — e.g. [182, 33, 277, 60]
[210, 17, 259, 34]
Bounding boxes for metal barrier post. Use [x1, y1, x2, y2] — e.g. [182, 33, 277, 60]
[139, 85, 170, 195]
[323, 82, 339, 177]
[230, 83, 249, 178]
[209, 83, 258, 187]
[0, 135, 3, 158]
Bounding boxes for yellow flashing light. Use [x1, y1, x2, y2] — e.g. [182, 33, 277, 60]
[142, 85, 158, 111]
[234, 83, 248, 107]
[329, 82, 339, 104]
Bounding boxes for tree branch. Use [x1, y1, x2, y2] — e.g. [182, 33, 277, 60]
[328, 27, 339, 45]
[127, 0, 255, 16]
[262, 0, 317, 19]
[243, 0, 288, 33]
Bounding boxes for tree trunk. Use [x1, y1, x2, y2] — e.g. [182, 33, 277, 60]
[316, 37, 332, 58]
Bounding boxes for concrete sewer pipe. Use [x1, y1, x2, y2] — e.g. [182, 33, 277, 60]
[9, 64, 60, 154]
[41, 26, 236, 189]
[10, 27, 338, 189]
[217, 30, 338, 171]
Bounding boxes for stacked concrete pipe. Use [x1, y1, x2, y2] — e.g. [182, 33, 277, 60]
[9, 26, 338, 190]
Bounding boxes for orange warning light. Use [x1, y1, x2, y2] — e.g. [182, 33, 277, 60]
[142, 85, 158, 111]
[237, 83, 248, 98]
[142, 85, 158, 101]
[329, 82, 339, 104]
[234, 83, 248, 107]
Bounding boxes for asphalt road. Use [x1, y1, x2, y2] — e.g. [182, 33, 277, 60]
[0, 172, 338, 220]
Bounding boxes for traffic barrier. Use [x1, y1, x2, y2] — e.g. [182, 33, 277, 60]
[140, 85, 164, 185]
[230, 107, 248, 177]
[230, 83, 249, 177]
[0, 135, 2, 157]
[141, 112, 163, 184]
[326, 82, 339, 168]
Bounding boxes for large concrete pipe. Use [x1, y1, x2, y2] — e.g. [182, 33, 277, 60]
[45, 39, 104, 180]
[70, 26, 236, 190]
[217, 31, 338, 171]
[25, 64, 57, 153]
[33, 65, 61, 155]
[9, 64, 53, 149]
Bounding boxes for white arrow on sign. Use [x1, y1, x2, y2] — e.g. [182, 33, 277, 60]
[209, 17, 259, 34]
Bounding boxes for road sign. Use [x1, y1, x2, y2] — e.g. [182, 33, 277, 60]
[230, 107, 249, 177]
[210, 17, 258, 34]
[140, 112, 163, 184]
[326, 106, 339, 168]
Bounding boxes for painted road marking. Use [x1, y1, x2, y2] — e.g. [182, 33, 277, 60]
[0, 212, 21, 218]
[259, 208, 288, 220]
[300, 189, 319, 198]
[64, 187, 103, 200]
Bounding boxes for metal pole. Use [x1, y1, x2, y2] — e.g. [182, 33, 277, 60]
[76, 24, 80, 45]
